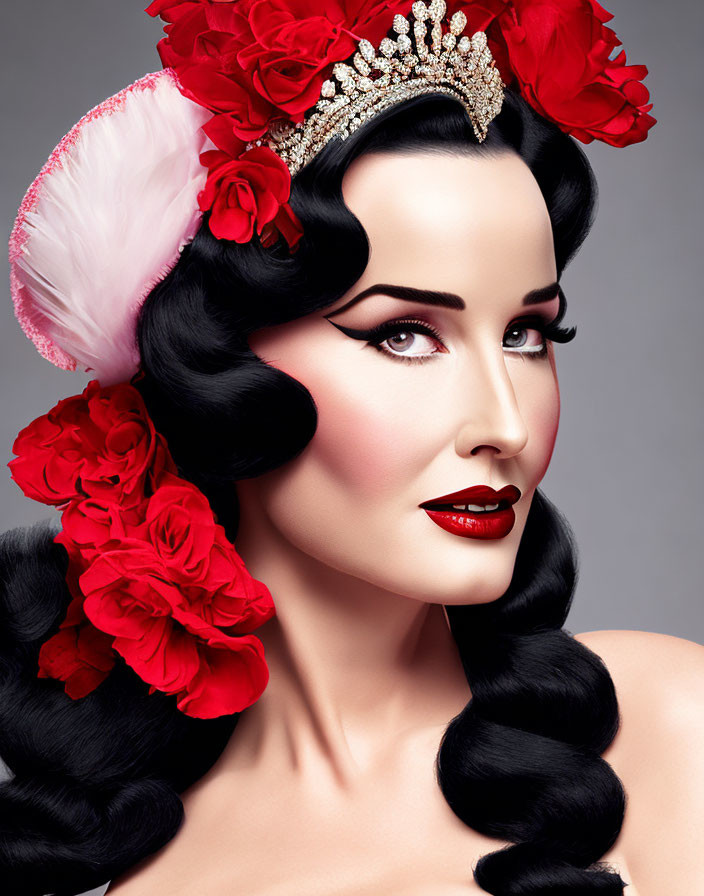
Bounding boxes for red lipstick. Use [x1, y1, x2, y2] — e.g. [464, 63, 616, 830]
[419, 484, 521, 541]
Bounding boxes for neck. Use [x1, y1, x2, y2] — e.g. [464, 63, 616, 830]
[224, 494, 471, 790]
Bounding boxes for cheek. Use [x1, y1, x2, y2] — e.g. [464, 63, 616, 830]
[305, 363, 430, 500]
[522, 363, 560, 482]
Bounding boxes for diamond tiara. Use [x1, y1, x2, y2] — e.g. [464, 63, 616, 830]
[245, 0, 506, 178]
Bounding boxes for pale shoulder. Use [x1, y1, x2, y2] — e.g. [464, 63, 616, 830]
[573, 628, 704, 755]
[574, 628, 704, 710]
[574, 629, 704, 893]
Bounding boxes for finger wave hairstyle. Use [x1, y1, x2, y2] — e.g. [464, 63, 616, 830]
[0, 88, 628, 895]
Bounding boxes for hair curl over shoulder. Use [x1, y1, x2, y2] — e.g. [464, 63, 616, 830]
[0, 88, 628, 895]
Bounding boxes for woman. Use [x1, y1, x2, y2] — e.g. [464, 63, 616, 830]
[1, 2, 702, 895]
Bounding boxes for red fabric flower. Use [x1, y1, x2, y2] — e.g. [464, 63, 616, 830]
[9, 380, 175, 508]
[37, 594, 116, 699]
[147, 0, 655, 254]
[141, 472, 218, 580]
[12, 380, 276, 719]
[493, 0, 655, 146]
[179, 66, 281, 140]
[80, 544, 203, 693]
[171, 625, 270, 718]
[149, 1, 282, 140]
[198, 144, 302, 247]
[235, 0, 359, 120]
[55, 496, 146, 571]
[133, 470, 276, 631]
[149, 0, 658, 147]
[79, 543, 271, 717]
[180, 526, 275, 632]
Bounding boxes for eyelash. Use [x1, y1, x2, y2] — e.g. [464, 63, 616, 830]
[332, 314, 576, 365]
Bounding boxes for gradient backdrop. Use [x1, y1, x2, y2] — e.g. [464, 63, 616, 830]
[1, 1, 702, 657]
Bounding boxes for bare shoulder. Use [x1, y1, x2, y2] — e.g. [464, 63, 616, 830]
[574, 628, 704, 716]
[573, 628, 704, 760]
[574, 629, 704, 893]
[574, 627, 703, 683]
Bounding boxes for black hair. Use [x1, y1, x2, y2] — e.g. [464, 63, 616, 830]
[0, 88, 628, 895]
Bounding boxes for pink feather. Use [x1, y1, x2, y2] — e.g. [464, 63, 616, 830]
[9, 69, 213, 386]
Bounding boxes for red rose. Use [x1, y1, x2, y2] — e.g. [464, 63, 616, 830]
[17, 376, 275, 719]
[80, 544, 201, 693]
[133, 471, 276, 630]
[9, 380, 173, 508]
[142, 472, 217, 580]
[179, 66, 280, 139]
[496, 0, 655, 146]
[232, 0, 355, 119]
[37, 594, 115, 698]
[79, 542, 271, 717]
[174, 627, 269, 718]
[198, 145, 303, 248]
[181, 526, 276, 632]
[150, 1, 280, 140]
[56, 496, 147, 571]
[146, 0, 207, 23]
[9, 398, 78, 504]
[165, 601, 269, 716]
[150, 0, 413, 124]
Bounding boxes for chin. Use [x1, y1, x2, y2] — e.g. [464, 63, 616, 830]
[410, 558, 518, 607]
[348, 543, 521, 607]
[383, 511, 527, 606]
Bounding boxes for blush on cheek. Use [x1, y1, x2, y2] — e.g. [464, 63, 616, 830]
[531, 383, 560, 482]
[310, 379, 427, 499]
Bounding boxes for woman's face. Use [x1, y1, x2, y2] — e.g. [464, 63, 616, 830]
[242, 150, 561, 605]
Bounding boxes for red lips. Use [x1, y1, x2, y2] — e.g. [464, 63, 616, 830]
[419, 484, 521, 509]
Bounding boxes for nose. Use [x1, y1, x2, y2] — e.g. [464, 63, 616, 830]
[454, 347, 529, 460]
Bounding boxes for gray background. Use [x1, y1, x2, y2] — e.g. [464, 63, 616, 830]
[1, 0, 702, 652]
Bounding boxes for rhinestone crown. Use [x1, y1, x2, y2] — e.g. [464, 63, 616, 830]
[247, 0, 505, 178]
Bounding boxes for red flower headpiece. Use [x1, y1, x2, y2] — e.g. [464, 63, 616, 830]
[9, 380, 275, 719]
[147, 0, 656, 251]
[8, 0, 656, 391]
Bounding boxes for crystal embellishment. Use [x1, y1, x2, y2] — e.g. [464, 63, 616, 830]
[249, 3, 505, 177]
[450, 11, 467, 34]
[397, 33, 412, 54]
[428, 0, 447, 20]
[393, 14, 410, 34]
[379, 38, 397, 58]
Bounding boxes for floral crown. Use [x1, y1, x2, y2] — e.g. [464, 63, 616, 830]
[148, 0, 655, 248]
[7, 0, 654, 719]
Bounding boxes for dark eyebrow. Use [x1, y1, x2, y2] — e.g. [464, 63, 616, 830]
[522, 282, 561, 306]
[324, 281, 560, 318]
